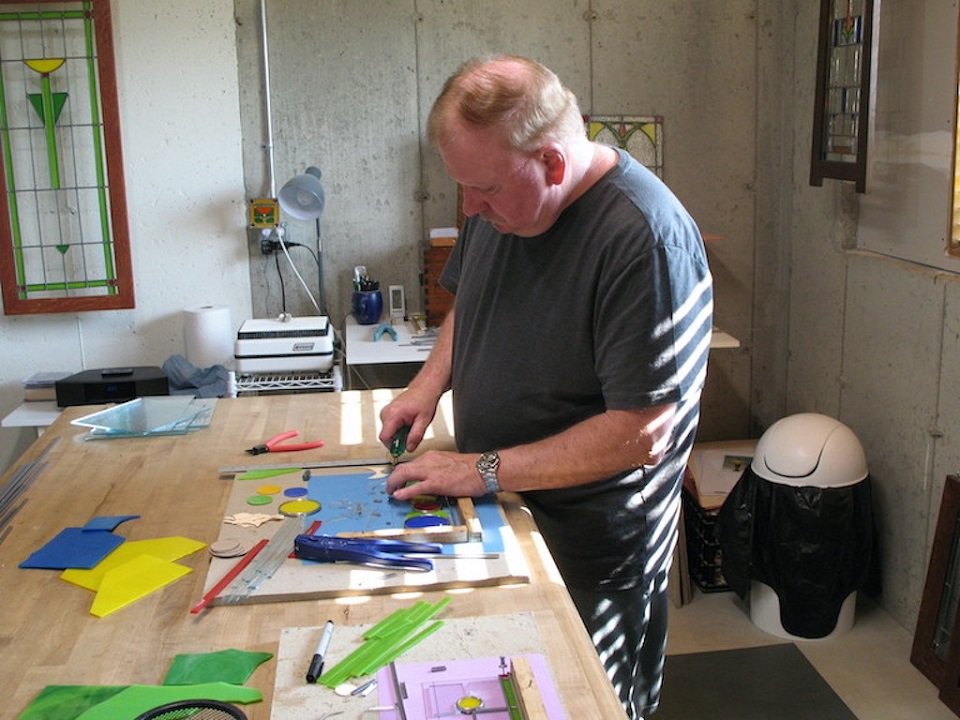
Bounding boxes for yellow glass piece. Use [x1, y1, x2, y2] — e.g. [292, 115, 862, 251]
[256, 484, 283, 495]
[90, 554, 192, 618]
[60, 536, 206, 591]
[24, 57, 65, 74]
[279, 499, 321, 517]
[456, 695, 484, 712]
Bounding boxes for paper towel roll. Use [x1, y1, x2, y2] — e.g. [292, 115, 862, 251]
[183, 305, 233, 369]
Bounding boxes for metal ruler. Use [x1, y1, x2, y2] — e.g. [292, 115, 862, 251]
[218, 456, 390, 477]
[218, 518, 304, 604]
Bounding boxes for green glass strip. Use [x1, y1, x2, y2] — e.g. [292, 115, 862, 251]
[368, 620, 443, 671]
[318, 604, 424, 686]
[0, 11, 88, 22]
[318, 598, 452, 688]
[499, 675, 525, 720]
[0, 42, 26, 298]
[23, 278, 113, 292]
[40, 74, 62, 188]
[235, 468, 304, 481]
[83, 2, 117, 294]
[363, 600, 426, 639]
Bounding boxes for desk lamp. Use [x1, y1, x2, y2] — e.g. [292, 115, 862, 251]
[271, 165, 327, 318]
[278, 166, 325, 221]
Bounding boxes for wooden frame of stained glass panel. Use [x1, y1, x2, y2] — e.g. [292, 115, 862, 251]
[810, 0, 874, 193]
[913, 475, 960, 690]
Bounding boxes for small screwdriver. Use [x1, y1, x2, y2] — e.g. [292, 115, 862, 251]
[389, 425, 410, 466]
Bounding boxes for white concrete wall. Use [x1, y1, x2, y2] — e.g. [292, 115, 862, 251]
[0, 1, 252, 473]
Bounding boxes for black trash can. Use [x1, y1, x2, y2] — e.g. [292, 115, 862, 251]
[718, 413, 875, 639]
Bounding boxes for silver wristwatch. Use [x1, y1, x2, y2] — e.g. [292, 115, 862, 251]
[476, 450, 501, 495]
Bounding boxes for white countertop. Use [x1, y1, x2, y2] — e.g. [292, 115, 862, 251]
[1, 400, 61, 429]
[344, 314, 436, 366]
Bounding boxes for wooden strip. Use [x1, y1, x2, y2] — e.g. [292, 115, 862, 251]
[511, 655, 550, 720]
[456, 496, 483, 541]
[335, 523, 468, 544]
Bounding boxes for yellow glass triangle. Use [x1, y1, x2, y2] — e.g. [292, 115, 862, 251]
[90, 554, 192, 618]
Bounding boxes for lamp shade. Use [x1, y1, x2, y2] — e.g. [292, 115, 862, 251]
[278, 166, 325, 221]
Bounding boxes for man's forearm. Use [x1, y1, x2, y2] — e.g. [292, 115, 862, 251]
[496, 403, 677, 492]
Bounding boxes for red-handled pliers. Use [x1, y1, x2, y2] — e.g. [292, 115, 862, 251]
[246, 430, 324, 455]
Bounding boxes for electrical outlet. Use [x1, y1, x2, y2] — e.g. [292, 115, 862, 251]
[259, 227, 283, 254]
[260, 236, 282, 254]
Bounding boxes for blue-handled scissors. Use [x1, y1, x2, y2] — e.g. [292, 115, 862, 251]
[294, 534, 440, 572]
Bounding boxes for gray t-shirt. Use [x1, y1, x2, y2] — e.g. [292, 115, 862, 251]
[441, 148, 713, 590]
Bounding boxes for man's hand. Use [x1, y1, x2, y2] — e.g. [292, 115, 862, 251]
[378, 387, 440, 457]
[385, 450, 486, 500]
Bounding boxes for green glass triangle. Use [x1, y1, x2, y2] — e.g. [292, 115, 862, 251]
[56, 244, 69, 254]
[27, 92, 69, 123]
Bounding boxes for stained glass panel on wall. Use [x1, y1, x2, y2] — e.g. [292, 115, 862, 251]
[810, 0, 874, 193]
[0, 0, 132, 314]
[585, 115, 663, 178]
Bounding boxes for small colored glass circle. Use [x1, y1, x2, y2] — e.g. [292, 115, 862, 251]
[456, 695, 484, 712]
[404, 514, 451, 528]
[279, 499, 321, 517]
[256, 484, 282, 495]
[404, 509, 449, 521]
[246, 494, 273, 506]
[283, 486, 309, 497]
[412, 499, 442, 512]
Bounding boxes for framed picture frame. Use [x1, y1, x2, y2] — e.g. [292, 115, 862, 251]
[912, 475, 960, 689]
[809, 0, 874, 193]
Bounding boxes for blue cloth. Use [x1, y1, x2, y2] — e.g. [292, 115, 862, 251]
[162, 354, 229, 398]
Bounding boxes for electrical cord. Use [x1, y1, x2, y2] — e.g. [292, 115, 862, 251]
[265, 225, 327, 317]
[273, 251, 286, 314]
[277, 229, 321, 315]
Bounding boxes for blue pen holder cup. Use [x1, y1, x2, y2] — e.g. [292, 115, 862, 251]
[352, 290, 383, 325]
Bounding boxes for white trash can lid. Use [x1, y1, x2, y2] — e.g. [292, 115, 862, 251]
[751, 413, 868, 488]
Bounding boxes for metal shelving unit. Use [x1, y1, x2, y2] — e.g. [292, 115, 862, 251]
[230, 366, 342, 396]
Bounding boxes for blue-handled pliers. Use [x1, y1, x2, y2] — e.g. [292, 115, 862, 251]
[294, 533, 440, 572]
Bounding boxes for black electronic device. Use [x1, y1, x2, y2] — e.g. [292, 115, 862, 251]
[55, 366, 169, 407]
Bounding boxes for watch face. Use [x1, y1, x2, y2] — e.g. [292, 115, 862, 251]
[477, 451, 501, 494]
[478, 451, 500, 472]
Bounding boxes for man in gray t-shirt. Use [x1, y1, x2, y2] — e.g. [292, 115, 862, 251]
[380, 55, 713, 720]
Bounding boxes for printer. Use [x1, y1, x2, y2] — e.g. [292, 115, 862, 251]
[234, 316, 334, 374]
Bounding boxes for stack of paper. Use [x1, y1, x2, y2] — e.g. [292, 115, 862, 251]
[684, 439, 758, 510]
[21, 371, 71, 401]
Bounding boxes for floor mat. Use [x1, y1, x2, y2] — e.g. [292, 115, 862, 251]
[655, 643, 858, 720]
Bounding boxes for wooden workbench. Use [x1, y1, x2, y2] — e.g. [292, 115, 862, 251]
[0, 390, 627, 720]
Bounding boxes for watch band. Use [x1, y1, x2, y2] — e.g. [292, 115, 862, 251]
[476, 450, 501, 495]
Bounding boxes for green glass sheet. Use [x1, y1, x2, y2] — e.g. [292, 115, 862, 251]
[163, 648, 273, 686]
[75, 682, 262, 720]
[16, 685, 126, 720]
